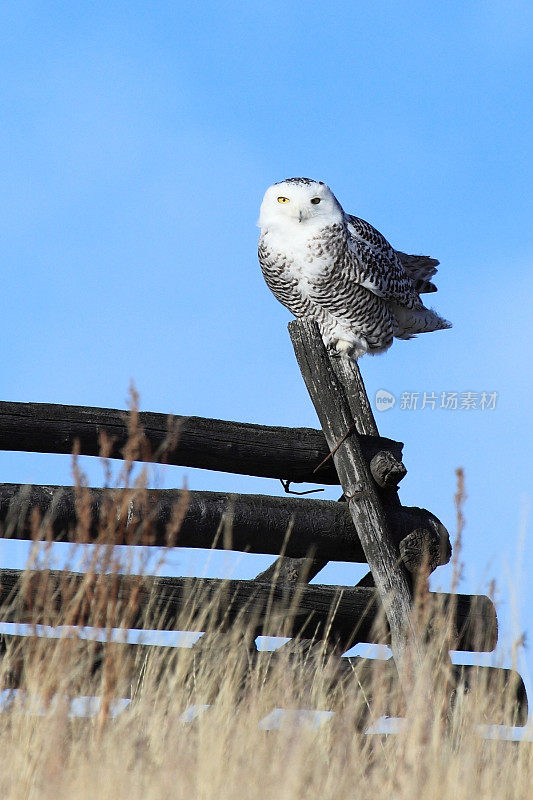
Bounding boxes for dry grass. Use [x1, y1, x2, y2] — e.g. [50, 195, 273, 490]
[0, 621, 530, 800]
[0, 400, 529, 800]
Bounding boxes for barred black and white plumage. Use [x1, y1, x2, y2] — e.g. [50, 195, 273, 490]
[258, 178, 451, 359]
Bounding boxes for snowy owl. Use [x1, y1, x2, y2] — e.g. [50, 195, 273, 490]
[258, 178, 451, 359]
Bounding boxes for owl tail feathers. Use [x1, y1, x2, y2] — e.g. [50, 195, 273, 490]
[392, 305, 452, 340]
[397, 252, 440, 293]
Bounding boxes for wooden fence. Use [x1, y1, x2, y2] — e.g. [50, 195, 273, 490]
[0, 319, 527, 726]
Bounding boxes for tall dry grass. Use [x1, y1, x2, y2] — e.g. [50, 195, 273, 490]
[0, 399, 530, 800]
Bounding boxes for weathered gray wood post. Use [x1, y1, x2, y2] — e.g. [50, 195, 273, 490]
[259, 328, 410, 593]
[288, 319, 425, 688]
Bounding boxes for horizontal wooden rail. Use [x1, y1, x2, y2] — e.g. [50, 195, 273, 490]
[0, 637, 525, 725]
[0, 401, 403, 485]
[0, 484, 451, 567]
[0, 569, 496, 652]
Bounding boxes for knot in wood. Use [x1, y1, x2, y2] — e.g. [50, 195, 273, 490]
[399, 527, 441, 575]
[369, 450, 407, 488]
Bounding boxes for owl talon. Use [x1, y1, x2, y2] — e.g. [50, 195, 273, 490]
[335, 339, 355, 355]
[327, 345, 342, 359]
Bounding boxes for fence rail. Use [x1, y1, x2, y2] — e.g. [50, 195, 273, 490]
[0, 569, 496, 652]
[0, 401, 403, 485]
[0, 319, 526, 725]
[0, 634, 525, 725]
[0, 483, 450, 565]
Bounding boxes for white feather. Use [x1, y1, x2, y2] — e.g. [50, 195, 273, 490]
[258, 178, 451, 359]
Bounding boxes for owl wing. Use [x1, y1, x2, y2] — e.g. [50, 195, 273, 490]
[395, 251, 438, 293]
[345, 215, 423, 309]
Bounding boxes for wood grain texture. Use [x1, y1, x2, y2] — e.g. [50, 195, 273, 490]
[0, 483, 451, 565]
[0, 568, 496, 652]
[288, 320, 427, 675]
[0, 401, 403, 485]
[369, 450, 407, 489]
[262, 357, 404, 591]
[253, 556, 328, 585]
[328, 354, 379, 437]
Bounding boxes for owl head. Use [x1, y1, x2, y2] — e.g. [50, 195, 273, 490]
[258, 178, 343, 230]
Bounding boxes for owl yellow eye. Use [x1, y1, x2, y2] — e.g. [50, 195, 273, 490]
[277, 196, 290, 203]
[310, 197, 321, 205]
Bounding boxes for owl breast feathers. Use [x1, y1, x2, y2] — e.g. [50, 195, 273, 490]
[258, 177, 451, 359]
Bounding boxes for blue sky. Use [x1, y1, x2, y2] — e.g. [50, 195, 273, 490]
[0, 1, 532, 687]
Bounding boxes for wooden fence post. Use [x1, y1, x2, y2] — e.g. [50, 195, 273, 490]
[288, 319, 426, 689]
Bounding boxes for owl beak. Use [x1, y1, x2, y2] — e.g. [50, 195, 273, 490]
[298, 210, 303, 223]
